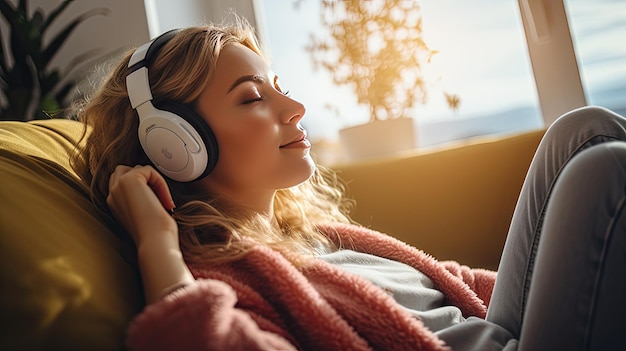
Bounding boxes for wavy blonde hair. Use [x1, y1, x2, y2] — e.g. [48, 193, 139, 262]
[72, 18, 353, 266]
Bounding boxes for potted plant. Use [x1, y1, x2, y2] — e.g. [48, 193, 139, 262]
[307, 0, 456, 161]
[0, 0, 108, 121]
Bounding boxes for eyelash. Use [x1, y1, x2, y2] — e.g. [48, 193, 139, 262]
[243, 96, 263, 104]
[242, 89, 290, 104]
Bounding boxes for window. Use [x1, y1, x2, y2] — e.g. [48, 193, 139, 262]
[565, 0, 626, 117]
[259, 0, 624, 163]
[260, 0, 543, 152]
[416, 0, 544, 146]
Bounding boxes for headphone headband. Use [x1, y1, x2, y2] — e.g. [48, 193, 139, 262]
[128, 29, 181, 72]
[127, 29, 181, 110]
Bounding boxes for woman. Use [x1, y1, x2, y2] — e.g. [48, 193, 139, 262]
[73, 18, 626, 351]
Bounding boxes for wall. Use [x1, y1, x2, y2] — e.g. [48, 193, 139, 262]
[1, 0, 261, 100]
[37, 0, 261, 66]
[152, 0, 260, 36]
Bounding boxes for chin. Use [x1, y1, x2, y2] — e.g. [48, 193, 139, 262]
[290, 156, 317, 186]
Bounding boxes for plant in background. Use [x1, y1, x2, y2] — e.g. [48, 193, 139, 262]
[0, 0, 108, 121]
[306, 0, 458, 122]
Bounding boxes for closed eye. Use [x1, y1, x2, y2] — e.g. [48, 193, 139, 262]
[242, 86, 263, 104]
[243, 97, 263, 104]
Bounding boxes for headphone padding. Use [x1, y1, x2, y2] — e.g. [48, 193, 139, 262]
[154, 100, 219, 179]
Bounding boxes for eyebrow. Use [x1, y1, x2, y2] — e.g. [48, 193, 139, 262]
[227, 74, 266, 93]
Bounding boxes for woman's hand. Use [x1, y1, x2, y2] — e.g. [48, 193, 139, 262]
[107, 165, 177, 246]
[107, 165, 195, 303]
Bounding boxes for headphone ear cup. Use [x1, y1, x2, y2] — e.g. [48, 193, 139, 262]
[137, 101, 218, 182]
[155, 100, 219, 177]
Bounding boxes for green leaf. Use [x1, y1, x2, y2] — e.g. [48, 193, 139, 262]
[17, 0, 26, 14]
[39, 8, 109, 71]
[31, 9, 43, 30]
[40, 0, 73, 33]
[1, 0, 109, 121]
[38, 69, 60, 94]
[0, 0, 16, 20]
[39, 93, 61, 118]
[0, 25, 6, 74]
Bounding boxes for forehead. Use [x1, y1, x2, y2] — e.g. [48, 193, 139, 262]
[211, 44, 269, 88]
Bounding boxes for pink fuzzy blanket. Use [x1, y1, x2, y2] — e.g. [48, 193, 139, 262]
[126, 223, 496, 351]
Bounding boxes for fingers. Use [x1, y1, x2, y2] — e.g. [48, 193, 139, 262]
[107, 165, 178, 245]
[108, 164, 131, 190]
[109, 165, 176, 212]
[144, 167, 177, 212]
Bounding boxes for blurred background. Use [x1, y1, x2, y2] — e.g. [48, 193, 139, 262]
[2, 0, 624, 163]
[260, 0, 626, 158]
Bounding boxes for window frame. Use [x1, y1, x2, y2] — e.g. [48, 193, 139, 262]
[518, 0, 587, 125]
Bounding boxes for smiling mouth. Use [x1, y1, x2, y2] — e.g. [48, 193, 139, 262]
[280, 134, 310, 148]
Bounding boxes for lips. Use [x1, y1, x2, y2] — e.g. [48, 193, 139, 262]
[280, 131, 310, 148]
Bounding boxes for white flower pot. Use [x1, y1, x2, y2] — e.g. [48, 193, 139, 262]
[338, 117, 417, 162]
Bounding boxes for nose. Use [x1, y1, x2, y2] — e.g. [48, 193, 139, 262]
[280, 94, 306, 125]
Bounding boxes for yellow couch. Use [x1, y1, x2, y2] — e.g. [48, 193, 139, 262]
[333, 130, 544, 271]
[0, 119, 543, 349]
[0, 120, 143, 350]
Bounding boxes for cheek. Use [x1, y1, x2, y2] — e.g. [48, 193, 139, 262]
[214, 120, 278, 170]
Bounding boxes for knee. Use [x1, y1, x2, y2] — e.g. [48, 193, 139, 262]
[539, 106, 626, 151]
[559, 141, 626, 188]
[548, 106, 625, 135]
[548, 142, 626, 241]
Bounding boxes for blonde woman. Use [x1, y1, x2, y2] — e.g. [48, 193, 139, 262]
[73, 18, 626, 351]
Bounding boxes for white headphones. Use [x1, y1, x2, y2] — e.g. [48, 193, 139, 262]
[126, 29, 218, 182]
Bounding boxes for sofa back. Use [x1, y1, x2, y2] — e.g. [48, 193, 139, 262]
[333, 130, 544, 270]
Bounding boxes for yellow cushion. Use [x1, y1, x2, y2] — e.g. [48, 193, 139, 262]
[0, 120, 142, 350]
